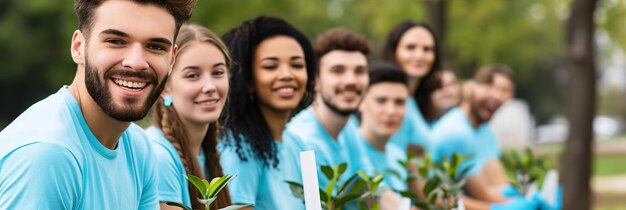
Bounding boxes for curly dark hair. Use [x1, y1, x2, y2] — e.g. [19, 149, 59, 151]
[382, 21, 442, 119]
[220, 16, 316, 168]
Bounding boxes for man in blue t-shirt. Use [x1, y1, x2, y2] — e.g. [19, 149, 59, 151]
[0, 1, 195, 209]
[286, 28, 370, 187]
[431, 65, 538, 209]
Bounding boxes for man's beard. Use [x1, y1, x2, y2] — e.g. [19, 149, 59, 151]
[84, 55, 167, 122]
[320, 91, 359, 116]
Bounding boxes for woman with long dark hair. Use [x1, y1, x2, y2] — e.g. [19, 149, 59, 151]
[381, 21, 442, 154]
[147, 24, 232, 210]
[218, 16, 316, 210]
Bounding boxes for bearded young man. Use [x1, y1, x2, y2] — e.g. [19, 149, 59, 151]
[0, 0, 195, 209]
[285, 27, 369, 187]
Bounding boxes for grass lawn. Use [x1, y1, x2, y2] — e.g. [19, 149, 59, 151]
[594, 154, 626, 177]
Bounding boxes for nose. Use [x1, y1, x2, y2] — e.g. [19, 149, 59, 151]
[202, 78, 217, 94]
[122, 43, 149, 71]
[344, 70, 357, 85]
[278, 64, 295, 81]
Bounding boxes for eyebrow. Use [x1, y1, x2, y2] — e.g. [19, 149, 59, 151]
[183, 63, 226, 70]
[260, 56, 304, 61]
[99, 29, 172, 47]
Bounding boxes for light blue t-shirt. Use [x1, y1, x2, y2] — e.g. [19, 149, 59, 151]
[478, 123, 501, 158]
[0, 86, 158, 210]
[286, 106, 366, 189]
[353, 132, 408, 192]
[430, 108, 497, 177]
[146, 126, 207, 207]
[219, 132, 305, 210]
[389, 97, 430, 152]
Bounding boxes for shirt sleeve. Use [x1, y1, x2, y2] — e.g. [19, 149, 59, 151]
[151, 142, 185, 203]
[0, 142, 81, 210]
[219, 145, 262, 205]
[431, 132, 482, 177]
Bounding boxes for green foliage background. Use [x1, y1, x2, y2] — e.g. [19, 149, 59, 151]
[1, 0, 626, 128]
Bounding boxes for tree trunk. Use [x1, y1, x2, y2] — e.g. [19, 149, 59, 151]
[425, 0, 446, 42]
[563, 0, 599, 209]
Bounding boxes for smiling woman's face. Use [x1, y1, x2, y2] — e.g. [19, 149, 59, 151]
[251, 35, 308, 112]
[166, 41, 229, 126]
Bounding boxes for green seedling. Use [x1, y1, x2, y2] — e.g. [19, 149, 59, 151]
[166, 174, 251, 210]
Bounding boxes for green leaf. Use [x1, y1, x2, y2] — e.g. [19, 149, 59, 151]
[219, 204, 252, 210]
[418, 168, 429, 178]
[320, 189, 330, 203]
[423, 176, 441, 196]
[372, 174, 384, 185]
[335, 192, 363, 207]
[165, 201, 193, 210]
[428, 192, 438, 205]
[338, 173, 361, 195]
[415, 202, 431, 210]
[198, 197, 217, 206]
[186, 174, 208, 197]
[337, 162, 348, 177]
[285, 181, 306, 201]
[399, 191, 418, 200]
[321, 165, 334, 180]
[209, 175, 236, 198]
[357, 171, 370, 183]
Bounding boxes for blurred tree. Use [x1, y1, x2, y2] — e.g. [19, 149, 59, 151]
[0, 0, 76, 127]
[562, 0, 599, 210]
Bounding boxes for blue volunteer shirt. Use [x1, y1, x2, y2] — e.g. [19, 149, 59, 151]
[146, 126, 208, 207]
[430, 108, 498, 177]
[353, 131, 408, 192]
[389, 97, 430, 152]
[219, 132, 305, 210]
[286, 106, 366, 189]
[0, 86, 158, 210]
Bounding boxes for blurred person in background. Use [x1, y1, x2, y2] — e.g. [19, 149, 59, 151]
[381, 21, 442, 157]
[352, 61, 420, 210]
[147, 24, 232, 210]
[218, 16, 316, 210]
[430, 65, 540, 209]
[426, 68, 463, 124]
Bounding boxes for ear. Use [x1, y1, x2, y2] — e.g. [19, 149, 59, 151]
[168, 44, 178, 76]
[313, 75, 321, 93]
[71, 30, 86, 65]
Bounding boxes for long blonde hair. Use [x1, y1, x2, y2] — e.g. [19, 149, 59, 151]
[152, 23, 232, 210]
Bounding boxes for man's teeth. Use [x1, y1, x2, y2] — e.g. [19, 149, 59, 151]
[276, 87, 295, 94]
[114, 79, 146, 89]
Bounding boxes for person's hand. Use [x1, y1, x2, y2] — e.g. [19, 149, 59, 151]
[490, 197, 539, 210]
[379, 190, 400, 210]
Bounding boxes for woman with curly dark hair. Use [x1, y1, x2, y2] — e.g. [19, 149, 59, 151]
[218, 16, 316, 210]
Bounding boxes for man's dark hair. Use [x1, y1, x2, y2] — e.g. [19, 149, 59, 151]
[313, 27, 370, 65]
[474, 64, 515, 85]
[368, 60, 408, 87]
[74, 0, 196, 38]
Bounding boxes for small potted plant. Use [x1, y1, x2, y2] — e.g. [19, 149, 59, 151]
[166, 174, 251, 210]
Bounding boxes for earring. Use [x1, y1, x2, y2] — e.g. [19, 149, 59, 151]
[164, 95, 173, 107]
